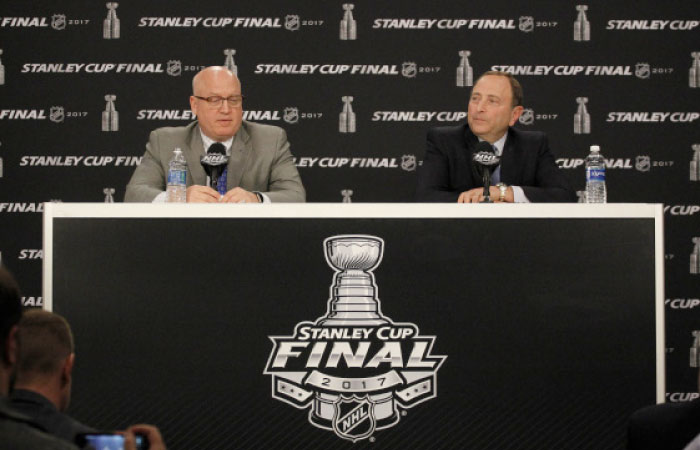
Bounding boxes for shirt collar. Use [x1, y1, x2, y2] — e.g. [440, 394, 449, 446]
[199, 129, 234, 156]
[477, 132, 508, 156]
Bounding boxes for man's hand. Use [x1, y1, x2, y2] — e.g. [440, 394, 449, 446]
[457, 186, 513, 203]
[123, 424, 166, 450]
[220, 187, 259, 203]
[186, 185, 221, 203]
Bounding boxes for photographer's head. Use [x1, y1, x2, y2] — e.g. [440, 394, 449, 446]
[14, 310, 76, 411]
[0, 266, 22, 396]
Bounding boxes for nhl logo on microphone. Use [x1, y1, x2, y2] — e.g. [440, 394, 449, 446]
[473, 151, 500, 166]
[201, 153, 228, 166]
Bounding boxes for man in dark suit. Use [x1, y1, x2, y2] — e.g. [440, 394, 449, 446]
[416, 71, 576, 203]
[9, 309, 94, 444]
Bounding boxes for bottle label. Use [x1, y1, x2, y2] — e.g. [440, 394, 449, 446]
[168, 169, 186, 185]
[586, 167, 605, 182]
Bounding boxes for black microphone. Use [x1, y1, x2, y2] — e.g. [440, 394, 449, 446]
[200, 143, 229, 189]
[471, 141, 501, 203]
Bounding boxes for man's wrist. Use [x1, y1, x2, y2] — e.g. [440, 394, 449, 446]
[496, 183, 508, 202]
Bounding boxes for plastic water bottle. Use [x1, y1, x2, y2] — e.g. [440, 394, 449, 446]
[166, 148, 187, 203]
[585, 145, 606, 203]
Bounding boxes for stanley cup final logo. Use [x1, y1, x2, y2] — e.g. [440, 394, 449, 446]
[341, 190, 353, 203]
[0, 49, 5, 86]
[339, 96, 356, 133]
[102, 95, 118, 132]
[456, 51, 473, 87]
[574, 5, 590, 41]
[224, 49, 238, 75]
[574, 97, 591, 134]
[264, 236, 446, 442]
[340, 4, 357, 40]
[691, 144, 700, 181]
[691, 238, 700, 275]
[690, 52, 700, 88]
[103, 3, 120, 39]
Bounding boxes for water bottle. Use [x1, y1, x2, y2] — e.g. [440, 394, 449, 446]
[166, 148, 187, 203]
[585, 145, 606, 203]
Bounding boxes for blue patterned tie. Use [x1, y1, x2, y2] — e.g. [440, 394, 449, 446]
[216, 167, 228, 195]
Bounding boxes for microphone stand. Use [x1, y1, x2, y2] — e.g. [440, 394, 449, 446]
[481, 170, 493, 203]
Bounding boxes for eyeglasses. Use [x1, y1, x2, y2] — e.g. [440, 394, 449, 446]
[193, 95, 245, 108]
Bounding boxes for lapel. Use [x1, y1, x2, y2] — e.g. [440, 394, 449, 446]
[185, 123, 207, 186]
[500, 128, 521, 185]
[226, 122, 253, 190]
[462, 125, 481, 187]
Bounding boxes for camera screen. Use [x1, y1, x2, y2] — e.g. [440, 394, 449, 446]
[78, 433, 146, 450]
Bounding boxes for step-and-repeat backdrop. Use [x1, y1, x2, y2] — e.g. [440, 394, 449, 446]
[0, 0, 698, 403]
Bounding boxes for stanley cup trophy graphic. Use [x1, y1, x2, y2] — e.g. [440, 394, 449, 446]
[690, 52, 700, 88]
[692, 331, 700, 367]
[0, 49, 5, 85]
[691, 144, 700, 181]
[339, 96, 356, 133]
[456, 51, 473, 87]
[317, 236, 387, 326]
[103, 188, 115, 203]
[574, 5, 590, 41]
[340, 4, 357, 40]
[691, 238, 700, 275]
[103, 3, 120, 39]
[224, 49, 238, 76]
[574, 97, 591, 134]
[102, 95, 118, 132]
[341, 189, 353, 203]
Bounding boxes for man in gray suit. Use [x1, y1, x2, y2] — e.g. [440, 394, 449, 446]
[125, 66, 305, 203]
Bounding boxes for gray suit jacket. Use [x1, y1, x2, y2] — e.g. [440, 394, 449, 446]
[125, 120, 305, 202]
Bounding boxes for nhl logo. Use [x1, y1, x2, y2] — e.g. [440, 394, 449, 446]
[401, 62, 417, 79]
[635, 155, 651, 172]
[519, 16, 534, 33]
[635, 63, 650, 80]
[51, 14, 66, 31]
[401, 154, 417, 172]
[519, 108, 535, 125]
[264, 235, 446, 442]
[332, 395, 376, 442]
[283, 107, 299, 124]
[167, 60, 182, 77]
[49, 106, 65, 123]
[285, 15, 300, 31]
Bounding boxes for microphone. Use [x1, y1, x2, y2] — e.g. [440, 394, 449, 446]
[200, 143, 229, 190]
[471, 141, 501, 203]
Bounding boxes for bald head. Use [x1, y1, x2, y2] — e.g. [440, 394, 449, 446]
[192, 66, 241, 96]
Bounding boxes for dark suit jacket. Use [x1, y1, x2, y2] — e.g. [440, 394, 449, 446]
[627, 399, 700, 450]
[416, 124, 576, 202]
[9, 389, 94, 444]
[0, 396, 78, 450]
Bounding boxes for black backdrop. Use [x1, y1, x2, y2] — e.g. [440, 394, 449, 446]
[0, 0, 698, 414]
